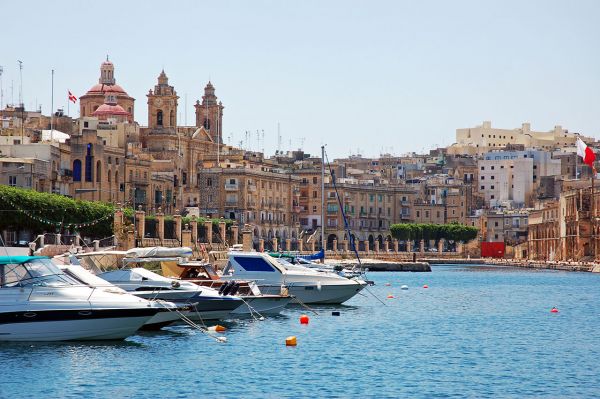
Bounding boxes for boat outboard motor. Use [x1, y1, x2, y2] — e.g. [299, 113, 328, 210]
[229, 282, 240, 296]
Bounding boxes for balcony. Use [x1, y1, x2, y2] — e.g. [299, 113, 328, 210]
[225, 200, 238, 207]
[225, 183, 238, 191]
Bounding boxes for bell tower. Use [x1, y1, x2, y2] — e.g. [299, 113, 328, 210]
[147, 70, 179, 130]
[194, 81, 224, 143]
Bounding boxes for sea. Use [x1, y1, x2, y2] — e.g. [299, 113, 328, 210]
[1, 264, 599, 399]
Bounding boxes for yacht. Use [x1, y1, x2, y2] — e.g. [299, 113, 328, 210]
[0, 256, 161, 341]
[75, 251, 244, 320]
[54, 258, 183, 330]
[221, 252, 367, 304]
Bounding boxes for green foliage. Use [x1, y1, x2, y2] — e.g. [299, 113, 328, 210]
[0, 185, 114, 238]
[390, 222, 478, 243]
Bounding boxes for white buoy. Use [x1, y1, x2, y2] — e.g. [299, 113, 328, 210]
[401, 285, 408, 290]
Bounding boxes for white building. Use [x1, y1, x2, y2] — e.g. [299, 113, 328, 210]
[478, 150, 561, 208]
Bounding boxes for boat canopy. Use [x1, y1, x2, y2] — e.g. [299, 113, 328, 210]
[0, 256, 49, 265]
[125, 247, 193, 259]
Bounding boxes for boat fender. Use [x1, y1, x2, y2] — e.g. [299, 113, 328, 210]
[222, 281, 235, 296]
[229, 282, 240, 296]
[171, 280, 181, 288]
[218, 281, 230, 295]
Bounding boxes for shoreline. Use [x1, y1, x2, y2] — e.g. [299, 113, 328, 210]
[327, 257, 600, 273]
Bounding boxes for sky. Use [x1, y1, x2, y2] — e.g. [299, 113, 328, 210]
[1, 0, 599, 158]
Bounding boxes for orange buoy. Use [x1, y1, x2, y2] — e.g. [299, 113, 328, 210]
[423, 285, 429, 289]
[299, 314, 310, 324]
[286, 336, 297, 346]
[551, 307, 559, 313]
[387, 294, 394, 299]
[208, 325, 227, 332]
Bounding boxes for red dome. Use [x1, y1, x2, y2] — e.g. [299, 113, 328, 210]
[85, 83, 129, 96]
[92, 103, 129, 116]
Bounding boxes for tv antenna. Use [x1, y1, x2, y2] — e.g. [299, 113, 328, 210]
[17, 60, 23, 107]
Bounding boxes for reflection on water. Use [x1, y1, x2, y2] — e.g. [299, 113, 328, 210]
[1, 266, 600, 398]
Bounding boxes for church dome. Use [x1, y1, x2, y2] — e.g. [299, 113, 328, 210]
[92, 103, 129, 117]
[85, 83, 129, 96]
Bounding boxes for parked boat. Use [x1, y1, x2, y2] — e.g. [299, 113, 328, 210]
[161, 259, 293, 316]
[55, 259, 183, 330]
[74, 251, 244, 320]
[222, 252, 367, 304]
[0, 256, 161, 341]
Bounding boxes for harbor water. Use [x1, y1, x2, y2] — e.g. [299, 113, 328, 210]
[2, 264, 600, 398]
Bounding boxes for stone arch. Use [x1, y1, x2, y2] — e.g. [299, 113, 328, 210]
[368, 234, 374, 250]
[377, 235, 384, 245]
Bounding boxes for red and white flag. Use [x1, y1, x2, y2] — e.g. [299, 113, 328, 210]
[576, 137, 596, 168]
[68, 90, 77, 103]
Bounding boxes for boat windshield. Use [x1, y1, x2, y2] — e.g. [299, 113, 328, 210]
[0, 258, 79, 288]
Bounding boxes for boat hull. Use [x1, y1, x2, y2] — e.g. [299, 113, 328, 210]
[0, 308, 158, 341]
[258, 283, 366, 304]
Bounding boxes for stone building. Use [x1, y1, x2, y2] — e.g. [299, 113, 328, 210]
[194, 82, 223, 144]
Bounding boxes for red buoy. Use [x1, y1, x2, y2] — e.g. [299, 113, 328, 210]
[300, 314, 310, 324]
[387, 294, 394, 299]
[551, 307, 559, 313]
[423, 284, 429, 289]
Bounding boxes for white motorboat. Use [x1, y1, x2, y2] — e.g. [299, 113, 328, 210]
[221, 252, 367, 304]
[55, 260, 183, 330]
[0, 256, 161, 341]
[75, 251, 244, 320]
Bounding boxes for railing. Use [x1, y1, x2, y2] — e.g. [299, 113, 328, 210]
[225, 183, 238, 190]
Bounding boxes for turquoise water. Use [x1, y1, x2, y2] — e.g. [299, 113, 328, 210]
[1, 265, 600, 398]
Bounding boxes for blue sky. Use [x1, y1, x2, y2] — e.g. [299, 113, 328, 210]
[2, 0, 599, 158]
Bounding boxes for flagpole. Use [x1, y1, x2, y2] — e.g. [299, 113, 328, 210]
[50, 69, 54, 142]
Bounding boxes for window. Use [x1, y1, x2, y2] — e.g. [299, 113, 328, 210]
[207, 178, 212, 187]
[495, 222, 499, 227]
[73, 160, 82, 182]
[85, 144, 93, 182]
[481, 176, 485, 180]
[491, 166, 495, 170]
[312, 206, 317, 212]
[491, 176, 495, 180]
[491, 185, 494, 189]
[425, 211, 429, 218]
[481, 166, 485, 170]
[8, 176, 16, 187]
[157, 110, 163, 126]
[313, 191, 317, 198]
[481, 185, 485, 190]
[182, 172, 187, 185]
[229, 178, 236, 184]
[416, 211, 420, 217]
[491, 195, 495, 199]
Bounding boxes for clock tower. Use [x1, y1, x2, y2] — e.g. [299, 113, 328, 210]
[147, 70, 179, 130]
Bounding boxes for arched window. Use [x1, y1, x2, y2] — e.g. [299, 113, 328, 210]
[73, 160, 82, 182]
[203, 118, 210, 130]
[170, 110, 175, 126]
[96, 160, 102, 182]
[157, 110, 163, 126]
[107, 169, 112, 183]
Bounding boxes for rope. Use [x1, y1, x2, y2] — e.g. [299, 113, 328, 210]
[155, 299, 226, 343]
[238, 296, 265, 321]
[289, 295, 320, 316]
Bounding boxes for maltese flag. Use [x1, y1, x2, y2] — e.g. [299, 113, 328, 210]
[576, 137, 596, 168]
[68, 90, 77, 103]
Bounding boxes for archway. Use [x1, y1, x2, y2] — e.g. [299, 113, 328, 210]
[368, 235, 374, 250]
[327, 234, 337, 250]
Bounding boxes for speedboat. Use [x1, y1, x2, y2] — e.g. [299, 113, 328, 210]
[221, 252, 367, 304]
[75, 251, 244, 320]
[0, 256, 161, 341]
[54, 258, 183, 330]
[162, 260, 293, 316]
